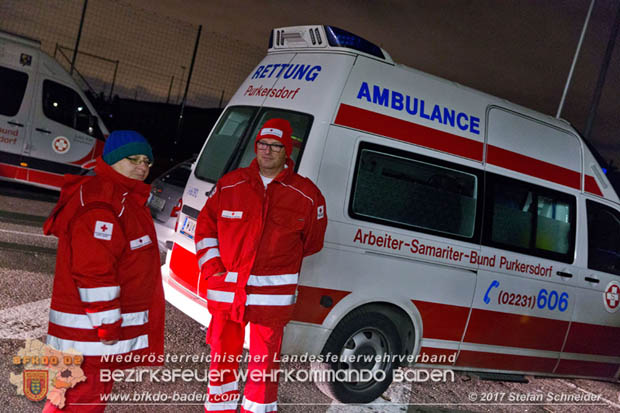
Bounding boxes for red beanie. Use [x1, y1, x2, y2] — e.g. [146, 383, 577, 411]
[254, 118, 293, 157]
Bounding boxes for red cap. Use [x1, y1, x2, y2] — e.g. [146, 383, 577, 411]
[254, 118, 293, 157]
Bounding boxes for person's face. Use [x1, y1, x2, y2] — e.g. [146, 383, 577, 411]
[111, 154, 151, 181]
[256, 138, 287, 177]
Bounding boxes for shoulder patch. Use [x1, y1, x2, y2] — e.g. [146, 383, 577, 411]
[317, 205, 325, 220]
[94, 221, 113, 240]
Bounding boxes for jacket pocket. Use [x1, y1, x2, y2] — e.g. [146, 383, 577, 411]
[269, 207, 305, 231]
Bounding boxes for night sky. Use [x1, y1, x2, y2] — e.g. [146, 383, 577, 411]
[128, 0, 619, 167]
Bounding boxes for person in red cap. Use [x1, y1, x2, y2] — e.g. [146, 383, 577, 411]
[194, 118, 327, 413]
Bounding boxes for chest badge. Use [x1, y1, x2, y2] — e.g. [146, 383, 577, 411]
[222, 210, 243, 219]
[130, 235, 152, 250]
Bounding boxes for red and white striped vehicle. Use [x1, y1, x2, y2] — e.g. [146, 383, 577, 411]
[0, 30, 108, 190]
[162, 25, 620, 403]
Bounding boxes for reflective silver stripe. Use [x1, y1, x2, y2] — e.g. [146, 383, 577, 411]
[207, 290, 234, 303]
[87, 309, 121, 327]
[208, 380, 238, 395]
[247, 273, 298, 286]
[221, 180, 246, 191]
[49, 310, 149, 329]
[242, 396, 277, 413]
[280, 182, 313, 205]
[205, 400, 239, 411]
[225, 272, 238, 282]
[121, 310, 149, 327]
[198, 248, 220, 269]
[46, 334, 148, 356]
[196, 238, 218, 251]
[78, 286, 120, 303]
[245, 294, 295, 306]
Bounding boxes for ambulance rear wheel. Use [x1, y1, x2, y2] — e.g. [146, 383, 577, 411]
[311, 308, 402, 403]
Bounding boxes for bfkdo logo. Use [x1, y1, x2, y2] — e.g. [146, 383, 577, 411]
[10, 339, 85, 408]
[24, 370, 48, 402]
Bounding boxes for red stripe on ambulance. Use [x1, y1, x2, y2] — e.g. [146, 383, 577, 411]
[412, 300, 469, 342]
[335, 104, 604, 195]
[169, 243, 199, 294]
[334, 104, 484, 161]
[486, 145, 581, 190]
[562, 321, 620, 357]
[585, 175, 603, 196]
[165, 271, 208, 309]
[464, 308, 568, 352]
[28, 168, 64, 188]
[0, 163, 63, 188]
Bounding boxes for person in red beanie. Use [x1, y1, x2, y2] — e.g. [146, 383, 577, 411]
[42, 130, 164, 412]
[195, 118, 327, 413]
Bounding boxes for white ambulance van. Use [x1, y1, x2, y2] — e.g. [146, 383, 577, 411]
[162, 25, 620, 402]
[0, 30, 108, 190]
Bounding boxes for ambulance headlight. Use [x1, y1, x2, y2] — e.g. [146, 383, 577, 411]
[324, 25, 385, 60]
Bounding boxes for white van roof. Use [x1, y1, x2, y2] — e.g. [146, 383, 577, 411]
[0, 30, 40, 49]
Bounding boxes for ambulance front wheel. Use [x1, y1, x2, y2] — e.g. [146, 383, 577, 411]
[311, 308, 402, 403]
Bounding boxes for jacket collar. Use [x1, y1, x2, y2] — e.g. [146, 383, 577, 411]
[248, 158, 295, 184]
[94, 157, 151, 203]
[43, 158, 151, 237]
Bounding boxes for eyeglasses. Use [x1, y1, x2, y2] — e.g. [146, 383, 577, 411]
[257, 141, 285, 153]
[125, 156, 153, 167]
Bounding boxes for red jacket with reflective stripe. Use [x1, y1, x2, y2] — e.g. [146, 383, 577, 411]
[43, 158, 164, 368]
[195, 159, 327, 325]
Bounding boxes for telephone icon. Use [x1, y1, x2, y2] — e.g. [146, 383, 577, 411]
[484, 280, 499, 304]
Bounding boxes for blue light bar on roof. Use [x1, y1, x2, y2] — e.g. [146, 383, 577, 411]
[324, 26, 385, 60]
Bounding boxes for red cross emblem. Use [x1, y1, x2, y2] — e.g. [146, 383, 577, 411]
[604, 282, 620, 313]
[52, 136, 70, 154]
[94, 220, 113, 240]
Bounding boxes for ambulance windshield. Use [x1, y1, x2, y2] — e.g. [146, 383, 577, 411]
[194, 106, 313, 182]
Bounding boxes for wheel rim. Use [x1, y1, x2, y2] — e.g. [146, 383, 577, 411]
[336, 326, 392, 391]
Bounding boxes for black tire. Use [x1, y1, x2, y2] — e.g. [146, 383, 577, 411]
[311, 308, 402, 403]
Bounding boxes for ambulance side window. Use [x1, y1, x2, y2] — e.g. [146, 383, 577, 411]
[195, 106, 257, 182]
[350, 144, 480, 239]
[42, 80, 104, 139]
[0, 66, 28, 117]
[483, 174, 576, 263]
[586, 200, 620, 276]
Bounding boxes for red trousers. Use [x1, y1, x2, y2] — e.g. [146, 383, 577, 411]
[42, 358, 113, 413]
[204, 316, 284, 413]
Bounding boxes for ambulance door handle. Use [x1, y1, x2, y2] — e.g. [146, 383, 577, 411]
[35, 128, 51, 134]
[556, 271, 573, 278]
[8, 121, 24, 127]
[584, 276, 599, 284]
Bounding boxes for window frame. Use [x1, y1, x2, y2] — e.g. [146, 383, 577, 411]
[41, 79, 104, 139]
[194, 105, 314, 183]
[586, 199, 620, 276]
[348, 141, 484, 243]
[482, 172, 577, 264]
